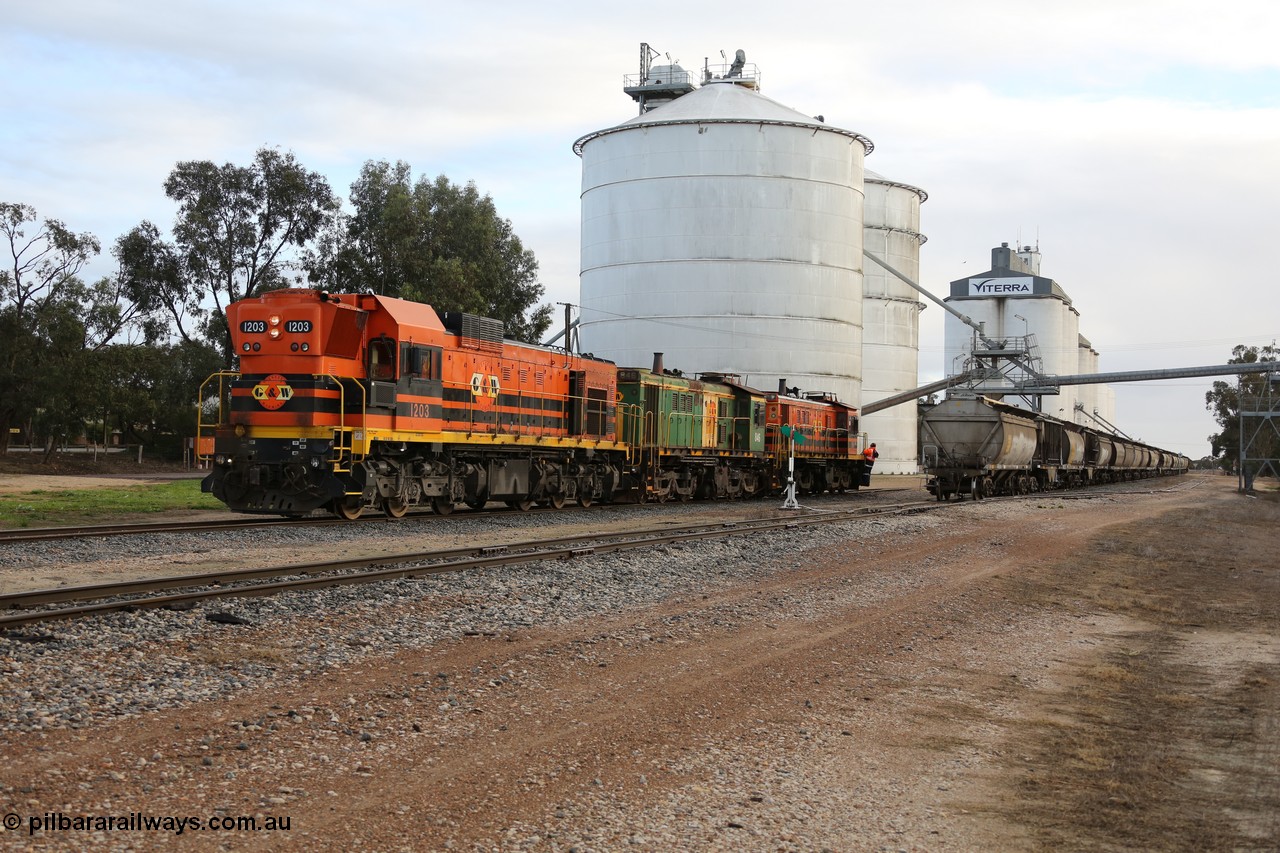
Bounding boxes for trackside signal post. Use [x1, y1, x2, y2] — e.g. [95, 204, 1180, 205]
[780, 425, 804, 510]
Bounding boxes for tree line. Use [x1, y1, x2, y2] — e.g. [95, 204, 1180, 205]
[4, 145, 1272, 469]
[1, 148, 554, 458]
[1204, 343, 1279, 490]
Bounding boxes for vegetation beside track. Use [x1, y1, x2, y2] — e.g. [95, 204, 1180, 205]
[0, 480, 221, 528]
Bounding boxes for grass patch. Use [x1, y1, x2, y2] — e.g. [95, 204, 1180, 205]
[0, 480, 222, 527]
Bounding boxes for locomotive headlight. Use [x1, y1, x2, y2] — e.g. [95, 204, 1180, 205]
[301, 343, 309, 352]
[243, 342, 252, 352]
[290, 342, 299, 352]
[268, 315, 281, 326]
[269, 328, 281, 339]
[309, 456, 323, 468]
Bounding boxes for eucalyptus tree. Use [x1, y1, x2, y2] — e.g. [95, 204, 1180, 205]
[0, 203, 102, 451]
[1205, 343, 1279, 487]
[117, 147, 340, 358]
[308, 161, 552, 342]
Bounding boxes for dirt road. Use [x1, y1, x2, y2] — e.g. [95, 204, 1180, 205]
[2, 474, 1276, 851]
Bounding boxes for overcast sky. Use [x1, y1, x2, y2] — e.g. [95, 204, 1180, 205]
[4, 1, 1278, 457]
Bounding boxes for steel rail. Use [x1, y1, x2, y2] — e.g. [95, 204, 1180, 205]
[0, 516, 319, 544]
[0, 503, 593, 544]
[0, 501, 941, 628]
[1, 478, 1193, 628]
[0, 488, 921, 545]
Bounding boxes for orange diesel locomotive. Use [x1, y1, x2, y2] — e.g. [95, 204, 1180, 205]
[200, 288, 624, 518]
[765, 385, 863, 494]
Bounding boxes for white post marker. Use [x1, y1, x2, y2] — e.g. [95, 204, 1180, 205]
[781, 430, 800, 510]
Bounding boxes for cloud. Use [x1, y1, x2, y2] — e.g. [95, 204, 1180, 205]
[3, 1, 1277, 455]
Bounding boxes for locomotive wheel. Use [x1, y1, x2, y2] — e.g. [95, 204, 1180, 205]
[465, 498, 487, 511]
[383, 498, 409, 519]
[333, 497, 363, 520]
[432, 497, 455, 516]
[577, 492, 594, 508]
[545, 494, 566, 510]
[507, 499, 534, 512]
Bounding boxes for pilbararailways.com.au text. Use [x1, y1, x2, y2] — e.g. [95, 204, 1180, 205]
[6, 811, 291, 836]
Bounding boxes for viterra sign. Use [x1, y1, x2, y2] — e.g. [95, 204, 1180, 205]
[967, 277, 1034, 296]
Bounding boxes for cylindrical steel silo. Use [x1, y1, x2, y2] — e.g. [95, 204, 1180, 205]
[1098, 384, 1116, 427]
[1076, 335, 1099, 425]
[574, 82, 873, 405]
[861, 169, 927, 473]
[941, 288, 1078, 418]
[1016, 296, 1078, 419]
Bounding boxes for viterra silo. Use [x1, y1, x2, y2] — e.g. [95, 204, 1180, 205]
[574, 71, 874, 406]
[861, 170, 927, 473]
[943, 243, 1080, 420]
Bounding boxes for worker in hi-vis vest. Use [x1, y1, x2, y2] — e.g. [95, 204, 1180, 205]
[863, 443, 878, 466]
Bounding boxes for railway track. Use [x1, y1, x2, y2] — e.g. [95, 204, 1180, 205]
[0, 508, 496, 544]
[2, 480, 1195, 629]
[0, 516, 315, 544]
[0, 488, 921, 544]
[0, 498, 940, 628]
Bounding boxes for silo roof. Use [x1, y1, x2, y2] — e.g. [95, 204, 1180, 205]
[864, 168, 929, 203]
[573, 82, 873, 155]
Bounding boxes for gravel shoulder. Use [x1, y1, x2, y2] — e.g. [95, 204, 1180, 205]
[1, 474, 1275, 851]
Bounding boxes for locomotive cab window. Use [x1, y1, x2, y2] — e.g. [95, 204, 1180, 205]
[586, 388, 609, 435]
[368, 337, 396, 380]
[399, 343, 441, 380]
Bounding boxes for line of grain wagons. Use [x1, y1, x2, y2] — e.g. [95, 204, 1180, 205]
[919, 395, 1191, 501]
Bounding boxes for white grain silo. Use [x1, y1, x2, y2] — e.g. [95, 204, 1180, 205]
[1053, 299, 1081, 421]
[943, 243, 1080, 419]
[861, 170, 927, 474]
[1098, 384, 1117, 427]
[1075, 336, 1116, 429]
[1076, 334, 1099, 426]
[574, 63, 874, 405]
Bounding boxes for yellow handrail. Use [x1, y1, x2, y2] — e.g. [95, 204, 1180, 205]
[195, 371, 240, 462]
[324, 374, 366, 471]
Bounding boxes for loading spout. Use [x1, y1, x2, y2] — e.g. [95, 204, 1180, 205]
[860, 372, 975, 416]
[863, 248, 996, 348]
